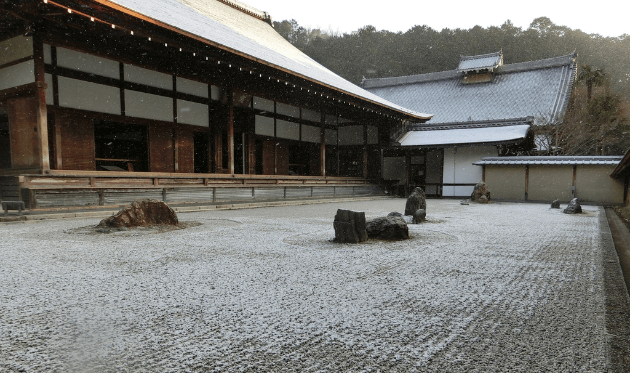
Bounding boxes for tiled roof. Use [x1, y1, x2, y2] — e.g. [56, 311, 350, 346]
[474, 156, 622, 166]
[103, 0, 432, 120]
[610, 148, 630, 178]
[457, 51, 503, 73]
[395, 117, 532, 147]
[363, 53, 577, 124]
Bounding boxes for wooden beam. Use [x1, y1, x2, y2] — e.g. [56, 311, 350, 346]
[33, 33, 50, 172]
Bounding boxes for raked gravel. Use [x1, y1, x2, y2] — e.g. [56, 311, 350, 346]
[0, 199, 626, 372]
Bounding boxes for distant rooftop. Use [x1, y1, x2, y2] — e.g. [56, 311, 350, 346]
[457, 51, 503, 73]
[363, 53, 577, 125]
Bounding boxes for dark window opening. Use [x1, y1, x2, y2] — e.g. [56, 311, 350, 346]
[288, 142, 309, 176]
[255, 139, 263, 175]
[338, 147, 362, 177]
[193, 132, 211, 173]
[94, 121, 148, 172]
[0, 108, 10, 169]
[325, 146, 338, 176]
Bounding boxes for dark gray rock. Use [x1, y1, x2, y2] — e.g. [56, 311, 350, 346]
[551, 200, 561, 209]
[366, 216, 409, 240]
[471, 182, 491, 203]
[404, 187, 426, 216]
[563, 198, 582, 214]
[413, 209, 426, 224]
[387, 212, 403, 217]
[333, 209, 368, 243]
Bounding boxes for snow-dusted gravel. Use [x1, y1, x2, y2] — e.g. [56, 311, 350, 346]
[0, 199, 626, 372]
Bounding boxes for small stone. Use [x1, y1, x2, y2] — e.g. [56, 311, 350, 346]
[333, 209, 368, 243]
[387, 212, 403, 217]
[404, 187, 426, 216]
[366, 216, 409, 240]
[563, 198, 582, 214]
[471, 182, 491, 203]
[551, 200, 560, 209]
[412, 209, 426, 224]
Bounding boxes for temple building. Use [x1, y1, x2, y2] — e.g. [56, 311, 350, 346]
[0, 0, 430, 209]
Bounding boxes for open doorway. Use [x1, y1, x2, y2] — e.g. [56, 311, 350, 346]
[94, 121, 148, 172]
[193, 132, 212, 173]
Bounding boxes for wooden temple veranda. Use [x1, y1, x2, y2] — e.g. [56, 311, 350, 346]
[0, 0, 431, 209]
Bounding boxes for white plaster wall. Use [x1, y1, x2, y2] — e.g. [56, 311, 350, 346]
[276, 119, 299, 140]
[57, 47, 119, 79]
[176, 77, 208, 98]
[302, 108, 320, 123]
[338, 125, 363, 146]
[253, 96, 274, 112]
[442, 146, 497, 197]
[124, 64, 172, 90]
[325, 129, 337, 145]
[0, 60, 35, 91]
[58, 76, 121, 115]
[276, 102, 299, 118]
[124, 89, 172, 121]
[301, 124, 320, 143]
[255, 115, 274, 137]
[367, 126, 378, 145]
[177, 99, 208, 127]
[0, 36, 32, 66]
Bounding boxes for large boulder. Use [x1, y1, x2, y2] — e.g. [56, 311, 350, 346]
[404, 187, 426, 216]
[471, 182, 491, 203]
[98, 199, 178, 228]
[333, 209, 368, 243]
[563, 198, 582, 214]
[366, 216, 409, 240]
[413, 209, 426, 224]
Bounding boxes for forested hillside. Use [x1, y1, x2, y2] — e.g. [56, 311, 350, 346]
[274, 17, 630, 98]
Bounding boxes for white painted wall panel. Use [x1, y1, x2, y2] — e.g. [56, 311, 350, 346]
[302, 108, 320, 123]
[255, 115, 274, 137]
[325, 129, 337, 145]
[125, 89, 172, 121]
[57, 47, 119, 79]
[176, 77, 208, 98]
[177, 99, 208, 127]
[367, 125, 378, 144]
[0, 36, 32, 66]
[338, 125, 364, 146]
[43, 44, 51, 65]
[45, 73, 53, 105]
[0, 60, 34, 90]
[124, 64, 172, 90]
[253, 96, 274, 112]
[276, 119, 299, 140]
[301, 124, 320, 143]
[276, 102, 299, 118]
[325, 115, 337, 126]
[211, 85, 222, 101]
[58, 76, 121, 115]
[442, 146, 497, 196]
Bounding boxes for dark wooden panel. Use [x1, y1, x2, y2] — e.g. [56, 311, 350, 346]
[176, 127, 194, 173]
[262, 138, 275, 175]
[149, 124, 174, 173]
[276, 140, 289, 175]
[309, 143, 320, 177]
[59, 111, 95, 171]
[8, 96, 40, 169]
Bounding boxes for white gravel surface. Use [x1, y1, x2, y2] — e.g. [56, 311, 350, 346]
[0, 199, 624, 372]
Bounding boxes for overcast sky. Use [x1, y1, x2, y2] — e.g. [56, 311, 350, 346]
[243, 0, 629, 38]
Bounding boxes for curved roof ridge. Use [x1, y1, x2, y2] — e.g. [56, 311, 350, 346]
[215, 0, 267, 20]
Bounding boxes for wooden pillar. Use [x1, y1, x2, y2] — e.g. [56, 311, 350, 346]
[53, 114, 62, 169]
[227, 88, 235, 174]
[33, 34, 49, 172]
[320, 112, 326, 177]
[405, 154, 411, 196]
[362, 124, 368, 178]
[482, 165, 486, 182]
[572, 165, 577, 198]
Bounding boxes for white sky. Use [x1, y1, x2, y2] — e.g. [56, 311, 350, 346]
[243, 0, 629, 38]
